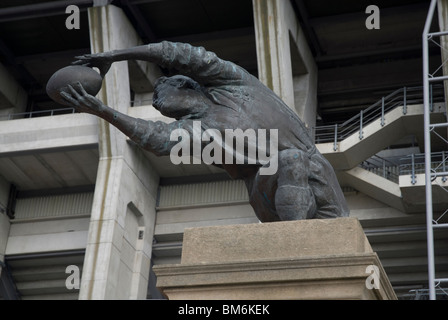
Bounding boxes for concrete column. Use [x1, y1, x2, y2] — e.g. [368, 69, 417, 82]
[252, 0, 317, 130]
[79, 5, 159, 300]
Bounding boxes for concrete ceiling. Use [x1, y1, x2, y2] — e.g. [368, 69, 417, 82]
[0, 148, 98, 192]
[0, 0, 440, 123]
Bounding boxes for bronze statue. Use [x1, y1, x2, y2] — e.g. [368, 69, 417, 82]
[53, 41, 349, 222]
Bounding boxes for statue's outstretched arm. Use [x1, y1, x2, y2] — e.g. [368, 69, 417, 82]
[60, 82, 184, 157]
[73, 41, 251, 86]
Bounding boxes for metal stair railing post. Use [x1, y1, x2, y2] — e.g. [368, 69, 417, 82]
[359, 110, 363, 140]
[411, 154, 416, 185]
[403, 86, 407, 115]
[333, 124, 338, 151]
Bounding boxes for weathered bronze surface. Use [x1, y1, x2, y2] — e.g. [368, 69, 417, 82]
[50, 41, 349, 222]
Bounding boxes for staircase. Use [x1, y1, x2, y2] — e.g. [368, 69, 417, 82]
[315, 86, 448, 213]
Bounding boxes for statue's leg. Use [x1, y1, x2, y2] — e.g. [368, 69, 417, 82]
[246, 165, 280, 223]
[274, 149, 316, 220]
[308, 152, 350, 218]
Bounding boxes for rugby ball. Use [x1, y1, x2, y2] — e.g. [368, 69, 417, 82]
[46, 65, 103, 106]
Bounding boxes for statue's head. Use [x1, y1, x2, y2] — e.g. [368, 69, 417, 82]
[153, 75, 209, 119]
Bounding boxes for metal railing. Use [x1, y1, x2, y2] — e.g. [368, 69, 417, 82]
[314, 85, 444, 149]
[0, 108, 76, 121]
[400, 151, 448, 185]
[358, 151, 448, 185]
[360, 155, 400, 183]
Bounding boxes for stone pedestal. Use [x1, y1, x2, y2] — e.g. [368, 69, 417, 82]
[153, 218, 397, 300]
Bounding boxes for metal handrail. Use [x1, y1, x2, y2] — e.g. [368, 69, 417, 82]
[400, 151, 448, 184]
[360, 154, 400, 183]
[314, 85, 444, 146]
[0, 108, 76, 121]
[357, 152, 447, 185]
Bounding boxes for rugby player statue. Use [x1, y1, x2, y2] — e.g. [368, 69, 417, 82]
[47, 41, 349, 222]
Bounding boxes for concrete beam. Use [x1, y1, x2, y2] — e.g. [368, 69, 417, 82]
[0, 113, 98, 156]
[5, 217, 89, 256]
[0, 0, 92, 22]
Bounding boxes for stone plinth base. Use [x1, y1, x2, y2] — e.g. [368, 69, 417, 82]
[153, 218, 397, 300]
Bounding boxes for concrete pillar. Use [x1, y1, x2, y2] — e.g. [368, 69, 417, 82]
[252, 0, 317, 130]
[79, 5, 159, 300]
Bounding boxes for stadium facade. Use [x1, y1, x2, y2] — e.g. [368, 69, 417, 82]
[0, 0, 447, 299]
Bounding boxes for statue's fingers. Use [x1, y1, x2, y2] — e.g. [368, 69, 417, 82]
[71, 60, 89, 66]
[67, 84, 82, 99]
[76, 81, 89, 96]
[86, 95, 103, 108]
[72, 55, 94, 66]
[79, 96, 93, 107]
[70, 83, 93, 107]
[74, 54, 92, 60]
[60, 92, 80, 107]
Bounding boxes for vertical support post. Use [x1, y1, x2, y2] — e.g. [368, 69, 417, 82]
[423, 0, 438, 301]
[411, 154, 416, 185]
[403, 87, 407, 115]
[359, 110, 364, 140]
[333, 124, 338, 151]
[381, 96, 385, 126]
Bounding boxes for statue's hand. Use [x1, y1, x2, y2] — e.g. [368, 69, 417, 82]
[60, 82, 104, 115]
[72, 52, 114, 78]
